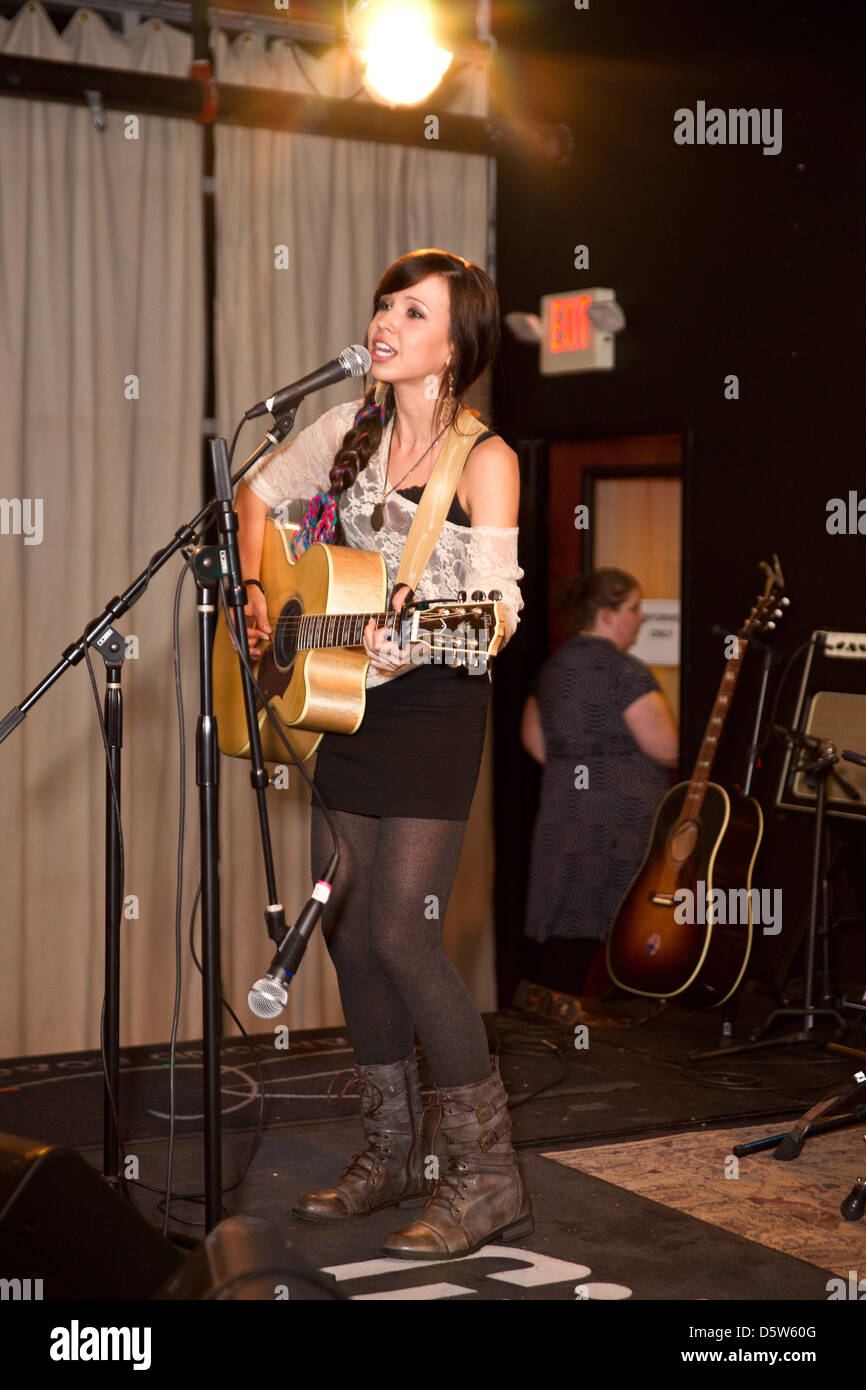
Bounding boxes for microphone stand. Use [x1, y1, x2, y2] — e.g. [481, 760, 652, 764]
[693, 726, 848, 1061]
[102, 635, 126, 1189]
[0, 409, 300, 1231]
[741, 636, 782, 797]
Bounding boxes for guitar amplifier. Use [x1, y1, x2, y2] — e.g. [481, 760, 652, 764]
[775, 631, 866, 821]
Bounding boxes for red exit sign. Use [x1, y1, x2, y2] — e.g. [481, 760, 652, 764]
[550, 294, 592, 352]
[540, 287, 616, 374]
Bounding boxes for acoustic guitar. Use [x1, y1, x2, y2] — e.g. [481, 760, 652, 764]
[212, 519, 506, 762]
[605, 557, 788, 1006]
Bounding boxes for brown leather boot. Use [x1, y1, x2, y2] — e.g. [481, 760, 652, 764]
[292, 1053, 432, 1222]
[381, 1056, 534, 1258]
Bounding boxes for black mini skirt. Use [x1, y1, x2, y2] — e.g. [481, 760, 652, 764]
[312, 661, 491, 820]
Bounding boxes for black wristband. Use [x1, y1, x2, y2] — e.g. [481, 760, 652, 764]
[244, 578, 265, 595]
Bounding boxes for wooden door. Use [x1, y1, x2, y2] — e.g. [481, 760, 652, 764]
[547, 435, 682, 722]
[592, 474, 681, 720]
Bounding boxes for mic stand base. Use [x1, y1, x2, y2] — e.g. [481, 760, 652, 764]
[690, 1010, 847, 1062]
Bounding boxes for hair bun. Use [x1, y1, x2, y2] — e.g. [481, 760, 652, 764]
[558, 567, 640, 631]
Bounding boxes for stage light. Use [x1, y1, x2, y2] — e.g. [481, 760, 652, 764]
[348, 1, 454, 105]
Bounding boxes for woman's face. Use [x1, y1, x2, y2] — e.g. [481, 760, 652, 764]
[367, 274, 454, 395]
[605, 587, 645, 650]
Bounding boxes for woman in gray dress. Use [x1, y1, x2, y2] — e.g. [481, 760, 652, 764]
[521, 569, 678, 995]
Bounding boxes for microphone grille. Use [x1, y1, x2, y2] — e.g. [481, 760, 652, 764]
[248, 977, 288, 1019]
[341, 344, 372, 376]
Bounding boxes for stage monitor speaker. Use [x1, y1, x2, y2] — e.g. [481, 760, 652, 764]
[776, 631, 866, 821]
[154, 1216, 345, 1301]
[0, 1131, 183, 1299]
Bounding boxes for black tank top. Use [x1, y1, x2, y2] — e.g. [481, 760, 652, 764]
[395, 429, 497, 528]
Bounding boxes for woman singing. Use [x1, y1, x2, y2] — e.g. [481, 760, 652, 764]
[235, 249, 532, 1259]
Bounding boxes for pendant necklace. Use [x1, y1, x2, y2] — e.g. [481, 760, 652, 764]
[370, 419, 450, 533]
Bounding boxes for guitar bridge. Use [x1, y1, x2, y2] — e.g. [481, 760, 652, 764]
[650, 893, 676, 907]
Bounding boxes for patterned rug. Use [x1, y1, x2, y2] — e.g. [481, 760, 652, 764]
[544, 1122, 866, 1281]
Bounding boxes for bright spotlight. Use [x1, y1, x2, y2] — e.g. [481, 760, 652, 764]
[348, 2, 454, 106]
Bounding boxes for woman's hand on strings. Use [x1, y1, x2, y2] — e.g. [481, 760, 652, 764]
[363, 584, 413, 672]
[230, 584, 272, 660]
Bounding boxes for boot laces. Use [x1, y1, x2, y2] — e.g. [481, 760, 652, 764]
[327, 1067, 385, 1114]
[428, 1159, 469, 1217]
[327, 1068, 390, 1181]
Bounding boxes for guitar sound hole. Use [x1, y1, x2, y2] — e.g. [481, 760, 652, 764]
[273, 598, 301, 671]
[668, 819, 699, 863]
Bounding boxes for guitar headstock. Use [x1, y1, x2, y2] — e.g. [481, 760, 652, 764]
[403, 593, 506, 674]
[740, 555, 789, 639]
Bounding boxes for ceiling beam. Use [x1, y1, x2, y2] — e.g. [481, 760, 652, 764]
[0, 52, 572, 162]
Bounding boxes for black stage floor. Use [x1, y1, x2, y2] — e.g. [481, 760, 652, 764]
[4, 991, 861, 1153]
[3, 987, 866, 1320]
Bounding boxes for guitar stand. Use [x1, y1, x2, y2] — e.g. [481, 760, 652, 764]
[689, 734, 847, 1062]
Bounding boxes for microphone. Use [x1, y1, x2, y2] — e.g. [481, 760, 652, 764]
[245, 345, 372, 421]
[248, 857, 338, 1019]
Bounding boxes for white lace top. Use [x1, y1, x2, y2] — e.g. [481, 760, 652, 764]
[244, 398, 524, 688]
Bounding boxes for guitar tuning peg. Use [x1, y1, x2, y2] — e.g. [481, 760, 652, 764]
[781, 596, 791, 606]
[488, 590, 502, 601]
[773, 609, 783, 618]
[471, 590, 485, 601]
[765, 621, 776, 630]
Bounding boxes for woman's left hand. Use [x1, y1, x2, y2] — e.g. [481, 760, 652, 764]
[363, 583, 413, 672]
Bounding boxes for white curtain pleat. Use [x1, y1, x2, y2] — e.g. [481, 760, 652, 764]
[0, 4, 204, 1058]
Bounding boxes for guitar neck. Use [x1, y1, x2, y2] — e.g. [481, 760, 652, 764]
[294, 612, 393, 650]
[681, 639, 749, 821]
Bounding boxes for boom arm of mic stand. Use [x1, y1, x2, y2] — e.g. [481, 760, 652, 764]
[0, 411, 296, 749]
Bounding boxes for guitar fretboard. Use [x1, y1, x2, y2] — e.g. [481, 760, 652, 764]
[276, 612, 392, 650]
[682, 640, 749, 821]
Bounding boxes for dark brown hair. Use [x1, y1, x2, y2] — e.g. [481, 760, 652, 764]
[326, 249, 501, 498]
[559, 568, 641, 632]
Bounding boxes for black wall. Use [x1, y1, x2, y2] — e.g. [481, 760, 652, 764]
[489, 1, 866, 1003]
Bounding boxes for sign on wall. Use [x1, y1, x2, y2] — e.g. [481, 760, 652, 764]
[631, 600, 681, 667]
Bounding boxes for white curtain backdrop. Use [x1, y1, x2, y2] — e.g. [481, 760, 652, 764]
[0, 3, 496, 1062]
[0, 3, 204, 1060]
[211, 32, 497, 1038]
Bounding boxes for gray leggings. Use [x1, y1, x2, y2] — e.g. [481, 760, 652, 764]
[311, 805, 492, 1087]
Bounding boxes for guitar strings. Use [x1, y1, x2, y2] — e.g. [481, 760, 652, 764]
[272, 607, 491, 630]
[267, 610, 486, 656]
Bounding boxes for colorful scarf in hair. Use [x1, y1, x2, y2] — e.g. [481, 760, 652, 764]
[288, 399, 387, 561]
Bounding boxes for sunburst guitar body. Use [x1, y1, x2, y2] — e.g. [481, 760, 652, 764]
[605, 781, 763, 1006]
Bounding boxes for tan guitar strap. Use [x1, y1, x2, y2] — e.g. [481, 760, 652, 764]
[394, 408, 487, 597]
